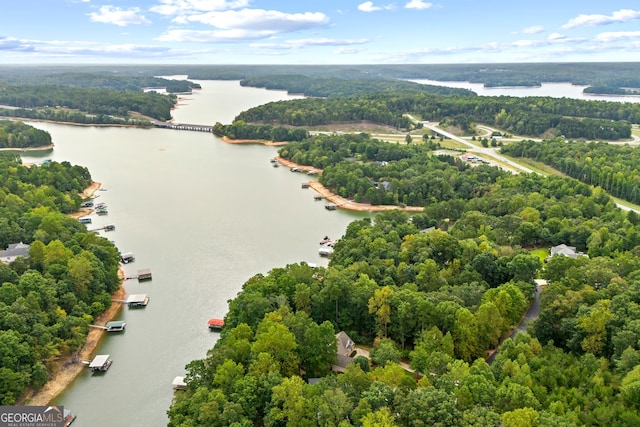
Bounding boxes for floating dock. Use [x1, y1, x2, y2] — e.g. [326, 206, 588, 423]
[126, 294, 149, 308]
[105, 320, 126, 332]
[208, 318, 224, 331]
[172, 376, 187, 391]
[121, 252, 135, 263]
[89, 354, 112, 373]
[137, 268, 152, 281]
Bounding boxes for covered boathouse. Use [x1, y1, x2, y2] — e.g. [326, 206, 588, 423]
[126, 294, 149, 308]
[89, 354, 112, 373]
[105, 320, 126, 332]
[137, 268, 152, 281]
[208, 318, 224, 331]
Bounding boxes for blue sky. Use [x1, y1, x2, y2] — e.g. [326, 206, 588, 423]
[1, 0, 640, 64]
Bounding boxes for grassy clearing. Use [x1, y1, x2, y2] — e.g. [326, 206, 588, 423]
[498, 154, 566, 177]
[530, 248, 549, 263]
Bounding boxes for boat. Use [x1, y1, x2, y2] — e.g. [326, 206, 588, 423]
[121, 252, 135, 263]
[208, 318, 224, 331]
[319, 236, 332, 245]
[272, 163, 279, 168]
[325, 204, 337, 211]
[104, 224, 115, 231]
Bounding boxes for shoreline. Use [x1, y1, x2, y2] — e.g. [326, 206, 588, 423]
[221, 136, 288, 146]
[0, 144, 54, 152]
[274, 156, 424, 213]
[19, 181, 125, 406]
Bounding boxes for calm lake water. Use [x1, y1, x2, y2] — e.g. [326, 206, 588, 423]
[21, 81, 368, 427]
[411, 79, 640, 103]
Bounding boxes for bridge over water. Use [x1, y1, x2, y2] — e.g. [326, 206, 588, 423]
[153, 121, 214, 133]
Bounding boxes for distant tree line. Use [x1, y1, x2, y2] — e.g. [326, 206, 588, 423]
[239, 75, 476, 98]
[211, 121, 309, 142]
[501, 139, 640, 204]
[0, 71, 199, 93]
[0, 152, 121, 405]
[236, 93, 636, 139]
[0, 85, 176, 121]
[0, 120, 52, 148]
[0, 108, 152, 127]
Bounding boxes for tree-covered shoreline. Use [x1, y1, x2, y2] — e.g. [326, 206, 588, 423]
[169, 129, 640, 425]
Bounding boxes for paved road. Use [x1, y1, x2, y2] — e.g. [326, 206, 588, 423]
[486, 282, 543, 364]
[423, 123, 536, 174]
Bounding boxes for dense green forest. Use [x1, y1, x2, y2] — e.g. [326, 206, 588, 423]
[0, 120, 52, 148]
[0, 71, 199, 93]
[0, 85, 176, 121]
[0, 107, 153, 127]
[0, 151, 122, 405]
[501, 139, 640, 205]
[239, 75, 475, 98]
[235, 93, 636, 139]
[211, 122, 309, 142]
[169, 152, 640, 424]
[1, 63, 639, 95]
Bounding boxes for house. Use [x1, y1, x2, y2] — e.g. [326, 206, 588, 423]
[548, 244, 588, 260]
[332, 331, 356, 373]
[0, 242, 30, 264]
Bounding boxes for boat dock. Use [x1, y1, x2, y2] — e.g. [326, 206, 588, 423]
[172, 376, 187, 391]
[126, 294, 149, 308]
[90, 320, 126, 332]
[89, 354, 112, 373]
[125, 268, 152, 281]
[105, 320, 126, 332]
[89, 224, 115, 232]
[121, 252, 135, 263]
[208, 318, 224, 331]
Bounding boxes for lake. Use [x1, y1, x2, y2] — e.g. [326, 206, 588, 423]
[411, 79, 640, 103]
[21, 81, 369, 427]
[19, 77, 639, 426]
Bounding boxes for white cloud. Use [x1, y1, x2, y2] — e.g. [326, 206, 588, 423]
[547, 33, 566, 41]
[165, 9, 329, 36]
[157, 29, 273, 42]
[335, 47, 364, 54]
[251, 38, 369, 50]
[150, 0, 249, 16]
[405, 1, 432, 10]
[358, 2, 393, 12]
[521, 26, 544, 34]
[562, 9, 640, 29]
[88, 6, 151, 26]
[596, 31, 640, 42]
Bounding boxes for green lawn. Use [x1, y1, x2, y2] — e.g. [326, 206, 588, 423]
[530, 248, 549, 263]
